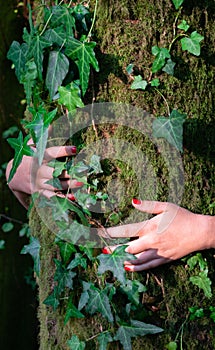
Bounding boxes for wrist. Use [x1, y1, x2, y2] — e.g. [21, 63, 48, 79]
[197, 214, 215, 250]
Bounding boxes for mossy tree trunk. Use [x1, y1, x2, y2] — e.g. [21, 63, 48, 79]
[30, 1, 215, 349]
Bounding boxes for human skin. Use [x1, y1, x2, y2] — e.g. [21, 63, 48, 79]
[6, 145, 81, 209]
[102, 199, 215, 271]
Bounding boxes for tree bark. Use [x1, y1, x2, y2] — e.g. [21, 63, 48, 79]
[30, 1, 215, 349]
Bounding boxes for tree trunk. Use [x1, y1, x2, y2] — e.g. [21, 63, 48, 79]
[30, 0, 215, 349]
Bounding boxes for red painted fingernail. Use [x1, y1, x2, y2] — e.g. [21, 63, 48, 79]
[124, 266, 131, 271]
[132, 198, 141, 205]
[67, 194, 75, 201]
[102, 248, 109, 254]
[76, 181, 84, 186]
[70, 146, 76, 153]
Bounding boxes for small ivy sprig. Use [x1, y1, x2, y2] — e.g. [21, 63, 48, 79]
[126, 0, 204, 152]
[7, 2, 99, 181]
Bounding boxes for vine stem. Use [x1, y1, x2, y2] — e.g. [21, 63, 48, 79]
[39, 0, 64, 36]
[154, 88, 170, 116]
[0, 214, 24, 225]
[86, 0, 98, 41]
[168, 33, 187, 52]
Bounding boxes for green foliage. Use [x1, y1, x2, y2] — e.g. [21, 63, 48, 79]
[7, 132, 34, 182]
[68, 335, 85, 350]
[97, 332, 113, 350]
[114, 320, 163, 350]
[151, 46, 170, 73]
[172, 0, 184, 10]
[0, 240, 5, 250]
[127, 0, 204, 152]
[152, 110, 186, 152]
[21, 236, 40, 276]
[1, 222, 14, 232]
[165, 341, 178, 350]
[7, 1, 98, 180]
[187, 253, 212, 298]
[97, 245, 136, 284]
[181, 31, 204, 56]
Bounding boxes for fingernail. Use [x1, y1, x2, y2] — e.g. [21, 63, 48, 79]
[76, 181, 84, 186]
[67, 194, 75, 201]
[124, 266, 131, 271]
[102, 248, 109, 254]
[70, 146, 76, 153]
[132, 198, 141, 205]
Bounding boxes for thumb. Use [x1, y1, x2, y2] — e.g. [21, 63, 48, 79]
[132, 199, 170, 214]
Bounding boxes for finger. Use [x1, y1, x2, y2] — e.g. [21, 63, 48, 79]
[98, 221, 148, 239]
[124, 249, 160, 265]
[124, 257, 171, 271]
[60, 179, 84, 190]
[38, 189, 63, 199]
[44, 145, 76, 161]
[132, 199, 172, 214]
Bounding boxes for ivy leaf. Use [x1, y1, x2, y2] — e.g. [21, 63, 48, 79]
[172, 0, 184, 10]
[181, 31, 204, 56]
[67, 335, 85, 350]
[162, 58, 176, 76]
[58, 82, 84, 112]
[152, 109, 186, 152]
[27, 34, 51, 80]
[67, 253, 87, 270]
[54, 259, 76, 293]
[152, 46, 170, 73]
[1, 222, 14, 232]
[7, 41, 28, 81]
[21, 60, 38, 104]
[97, 332, 113, 350]
[190, 271, 212, 298]
[46, 5, 75, 37]
[45, 51, 69, 100]
[177, 19, 190, 32]
[89, 155, 103, 174]
[47, 159, 67, 178]
[43, 287, 60, 311]
[25, 107, 57, 165]
[165, 341, 178, 350]
[126, 63, 134, 75]
[114, 320, 163, 350]
[7, 132, 34, 182]
[64, 297, 85, 324]
[78, 281, 91, 310]
[0, 240, 5, 250]
[55, 239, 76, 264]
[97, 245, 136, 284]
[43, 26, 67, 47]
[120, 280, 147, 306]
[45, 178, 62, 190]
[65, 38, 99, 95]
[21, 236, 40, 276]
[131, 75, 147, 90]
[2, 126, 19, 139]
[151, 78, 160, 87]
[56, 221, 90, 245]
[85, 285, 114, 322]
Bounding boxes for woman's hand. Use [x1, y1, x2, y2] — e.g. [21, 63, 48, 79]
[102, 199, 215, 271]
[6, 145, 81, 209]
